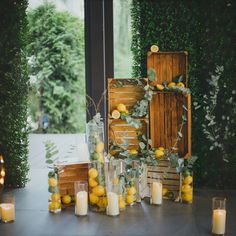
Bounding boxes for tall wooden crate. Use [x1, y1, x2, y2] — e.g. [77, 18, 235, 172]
[147, 51, 191, 199]
[107, 78, 149, 152]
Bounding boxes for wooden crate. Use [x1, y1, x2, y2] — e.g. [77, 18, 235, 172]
[108, 78, 149, 152]
[58, 162, 89, 197]
[147, 51, 188, 86]
[147, 160, 182, 199]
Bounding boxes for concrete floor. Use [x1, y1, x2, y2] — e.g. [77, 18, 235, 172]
[0, 134, 236, 235]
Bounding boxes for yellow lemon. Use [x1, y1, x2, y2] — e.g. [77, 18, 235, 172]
[89, 178, 98, 188]
[88, 168, 98, 179]
[98, 153, 104, 162]
[49, 201, 61, 211]
[126, 195, 134, 204]
[155, 149, 164, 158]
[177, 82, 185, 88]
[112, 177, 120, 185]
[97, 196, 107, 208]
[95, 142, 104, 153]
[62, 195, 71, 205]
[162, 187, 168, 196]
[51, 193, 61, 202]
[119, 200, 126, 209]
[150, 45, 159, 53]
[89, 193, 99, 204]
[117, 103, 126, 112]
[92, 185, 105, 197]
[158, 147, 165, 151]
[111, 110, 121, 119]
[168, 82, 176, 89]
[156, 84, 164, 90]
[181, 184, 193, 193]
[48, 177, 58, 187]
[129, 149, 138, 155]
[183, 175, 193, 185]
[182, 193, 193, 202]
[127, 186, 136, 195]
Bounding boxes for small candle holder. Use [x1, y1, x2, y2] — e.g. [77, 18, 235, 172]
[106, 184, 120, 217]
[0, 193, 15, 223]
[150, 179, 162, 205]
[212, 197, 226, 235]
[74, 181, 88, 216]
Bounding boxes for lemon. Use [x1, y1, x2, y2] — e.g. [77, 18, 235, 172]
[88, 168, 98, 179]
[62, 195, 71, 205]
[119, 200, 126, 209]
[89, 193, 99, 204]
[49, 201, 61, 211]
[97, 196, 107, 208]
[168, 82, 176, 89]
[181, 184, 192, 193]
[158, 147, 165, 151]
[177, 82, 185, 88]
[129, 149, 138, 155]
[48, 178, 58, 187]
[92, 185, 105, 197]
[155, 149, 164, 158]
[117, 103, 126, 112]
[98, 153, 104, 162]
[183, 175, 193, 185]
[51, 193, 61, 202]
[126, 195, 134, 204]
[127, 186, 136, 195]
[150, 45, 159, 53]
[156, 84, 164, 90]
[89, 178, 98, 187]
[95, 142, 104, 153]
[111, 110, 121, 119]
[162, 187, 168, 196]
[112, 177, 120, 185]
[182, 193, 193, 202]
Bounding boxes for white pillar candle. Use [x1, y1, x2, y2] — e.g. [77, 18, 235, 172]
[212, 209, 226, 235]
[151, 181, 162, 205]
[107, 192, 119, 216]
[0, 203, 15, 222]
[75, 191, 88, 216]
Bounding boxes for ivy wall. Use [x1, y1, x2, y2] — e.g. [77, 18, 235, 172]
[0, 0, 29, 187]
[131, 0, 236, 188]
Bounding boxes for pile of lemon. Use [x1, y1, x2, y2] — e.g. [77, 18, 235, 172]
[88, 168, 107, 211]
[111, 103, 129, 119]
[181, 172, 193, 203]
[125, 186, 137, 205]
[48, 177, 61, 212]
[156, 82, 185, 91]
[155, 147, 165, 159]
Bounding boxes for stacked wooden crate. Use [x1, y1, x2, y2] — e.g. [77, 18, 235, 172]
[107, 78, 149, 152]
[147, 51, 191, 199]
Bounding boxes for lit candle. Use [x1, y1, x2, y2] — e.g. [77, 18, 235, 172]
[107, 192, 119, 216]
[75, 191, 88, 216]
[212, 209, 226, 235]
[1, 169, 5, 177]
[0, 177, 4, 185]
[151, 181, 162, 205]
[0, 203, 15, 223]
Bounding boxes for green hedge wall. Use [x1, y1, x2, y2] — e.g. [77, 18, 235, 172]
[0, 1, 29, 187]
[131, 0, 236, 188]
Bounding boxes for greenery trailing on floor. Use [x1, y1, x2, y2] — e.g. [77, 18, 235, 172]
[131, 0, 236, 188]
[27, 2, 85, 133]
[0, 0, 29, 187]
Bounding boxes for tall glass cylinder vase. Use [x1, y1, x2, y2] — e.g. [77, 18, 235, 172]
[86, 118, 105, 163]
[125, 169, 138, 206]
[48, 171, 61, 213]
[88, 161, 107, 212]
[105, 160, 126, 211]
